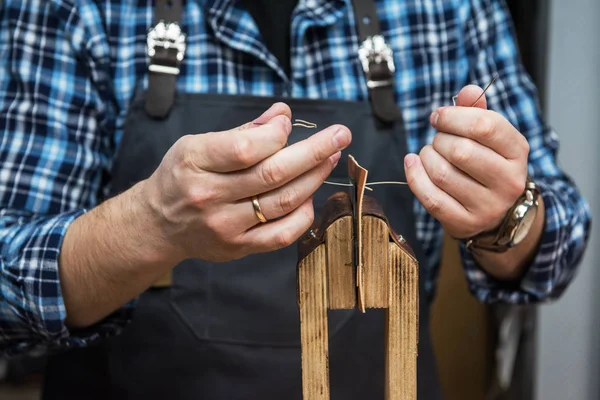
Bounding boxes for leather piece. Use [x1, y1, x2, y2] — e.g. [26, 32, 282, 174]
[348, 154, 368, 310]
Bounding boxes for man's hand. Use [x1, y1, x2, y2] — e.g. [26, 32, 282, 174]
[405, 85, 529, 239]
[60, 102, 351, 327]
[404, 85, 543, 280]
[141, 102, 352, 263]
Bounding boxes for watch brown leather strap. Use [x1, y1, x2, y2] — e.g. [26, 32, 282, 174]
[465, 229, 509, 254]
[350, 0, 402, 123]
[145, 0, 184, 119]
[465, 177, 540, 254]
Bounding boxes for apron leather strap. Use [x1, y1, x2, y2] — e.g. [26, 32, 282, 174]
[351, 0, 402, 123]
[145, 0, 184, 119]
[144, 0, 400, 124]
[153, 0, 183, 23]
[352, 0, 382, 39]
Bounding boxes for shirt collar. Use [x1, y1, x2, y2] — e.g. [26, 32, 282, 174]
[200, 0, 349, 80]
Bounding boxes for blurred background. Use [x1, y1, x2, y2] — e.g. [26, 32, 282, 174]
[1, 0, 599, 399]
[531, 0, 599, 399]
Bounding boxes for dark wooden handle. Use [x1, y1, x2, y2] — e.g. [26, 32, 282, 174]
[297, 192, 415, 262]
[297, 192, 352, 260]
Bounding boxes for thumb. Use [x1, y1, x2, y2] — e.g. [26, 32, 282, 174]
[233, 102, 293, 132]
[454, 84, 488, 109]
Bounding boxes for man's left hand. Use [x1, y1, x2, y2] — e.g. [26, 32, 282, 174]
[404, 85, 530, 240]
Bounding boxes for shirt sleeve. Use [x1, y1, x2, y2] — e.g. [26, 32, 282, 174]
[457, 0, 592, 303]
[0, 0, 133, 356]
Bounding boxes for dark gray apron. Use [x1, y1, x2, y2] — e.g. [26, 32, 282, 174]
[42, 1, 441, 399]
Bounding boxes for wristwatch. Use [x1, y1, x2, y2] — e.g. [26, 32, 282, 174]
[465, 177, 540, 253]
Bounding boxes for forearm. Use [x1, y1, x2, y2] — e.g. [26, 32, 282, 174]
[472, 197, 546, 281]
[59, 180, 179, 328]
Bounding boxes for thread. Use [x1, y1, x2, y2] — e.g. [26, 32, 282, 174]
[323, 180, 408, 191]
[292, 118, 409, 190]
[452, 73, 499, 106]
[292, 119, 318, 128]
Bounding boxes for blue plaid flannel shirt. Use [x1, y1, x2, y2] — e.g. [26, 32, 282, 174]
[0, 0, 591, 356]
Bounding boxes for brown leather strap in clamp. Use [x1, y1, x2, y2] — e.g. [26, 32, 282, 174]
[351, 0, 402, 123]
[145, 0, 185, 119]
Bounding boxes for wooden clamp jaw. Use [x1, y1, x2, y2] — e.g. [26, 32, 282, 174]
[296, 156, 419, 400]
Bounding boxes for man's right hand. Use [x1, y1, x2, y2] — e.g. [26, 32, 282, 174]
[139, 102, 352, 263]
[59, 102, 350, 328]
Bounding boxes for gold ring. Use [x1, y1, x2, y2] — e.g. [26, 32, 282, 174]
[251, 195, 268, 223]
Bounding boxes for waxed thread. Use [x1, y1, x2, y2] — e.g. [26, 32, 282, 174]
[292, 119, 408, 190]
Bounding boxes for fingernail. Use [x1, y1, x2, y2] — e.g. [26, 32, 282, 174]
[267, 115, 292, 135]
[329, 152, 342, 167]
[430, 111, 439, 126]
[404, 154, 416, 168]
[332, 128, 351, 149]
[253, 104, 277, 125]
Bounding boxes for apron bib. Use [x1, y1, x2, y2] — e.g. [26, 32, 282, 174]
[43, 1, 441, 399]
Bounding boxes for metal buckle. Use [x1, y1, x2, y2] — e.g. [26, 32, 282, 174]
[358, 35, 395, 89]
[147, 20, 186, 75]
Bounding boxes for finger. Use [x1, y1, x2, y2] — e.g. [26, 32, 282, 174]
[187, 113, 292, 173]
[226, 124, 352, 199]
[419, 144, 489, 211]
[239, 196, 315, 254]
[231, 152, 340, 227]
[231, 102, 293, 132]
[454, 84, 488, 109]
[431, 106, 527, 160]
[404, 153, 474, 236]
[432, 132, 514, 187]
[247, 102, 293, 128]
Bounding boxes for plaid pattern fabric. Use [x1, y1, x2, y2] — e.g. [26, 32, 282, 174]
[0, 0, 590, 355]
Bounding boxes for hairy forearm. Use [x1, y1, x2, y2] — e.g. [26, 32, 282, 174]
[473, 197, 546, 281]
[59, 181, 178, 328]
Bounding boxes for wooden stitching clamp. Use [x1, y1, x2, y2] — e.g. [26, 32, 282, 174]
[296, 155, 419, 400]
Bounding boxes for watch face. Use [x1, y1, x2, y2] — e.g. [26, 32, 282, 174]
[513, 202, 538, 244]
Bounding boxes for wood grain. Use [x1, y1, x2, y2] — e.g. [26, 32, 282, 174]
[326, 216, 356, 309]
[363, 216, 389, 308]
[385, 243, 418, 400]
[298, 245, 330, 400]
[298, 187, 418, 400]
